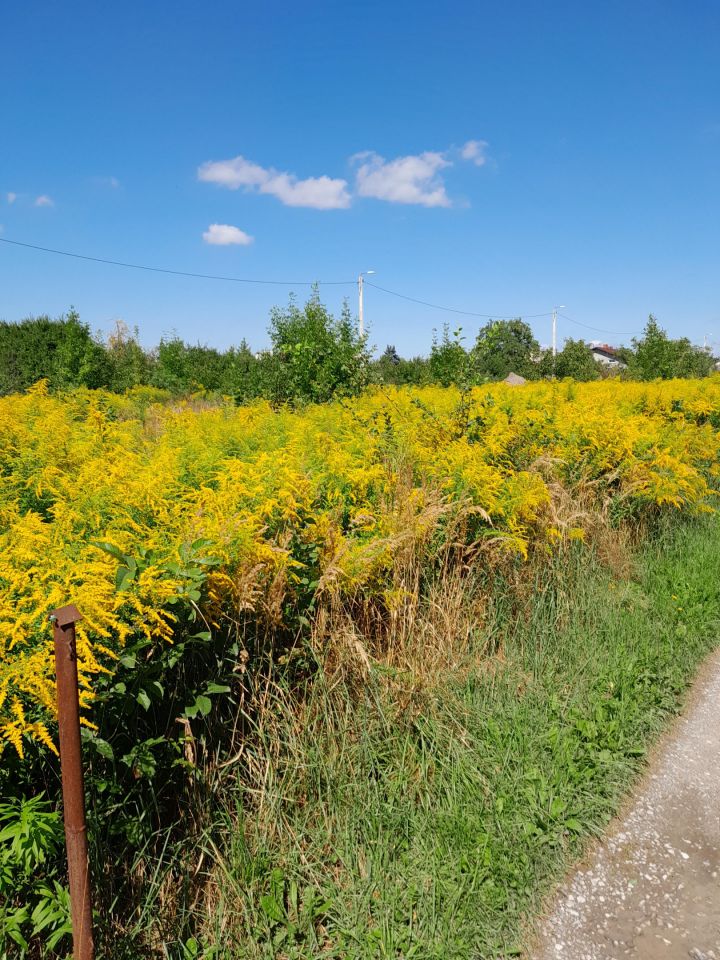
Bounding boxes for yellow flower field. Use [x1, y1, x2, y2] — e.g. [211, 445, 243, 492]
[2, 378, 720, 756]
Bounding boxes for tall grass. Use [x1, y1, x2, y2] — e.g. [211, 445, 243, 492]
[98, 514, 720, 959]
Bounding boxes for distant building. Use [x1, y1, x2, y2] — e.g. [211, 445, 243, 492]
[590, 343, 626, 368]
[503, 372, 527, 385]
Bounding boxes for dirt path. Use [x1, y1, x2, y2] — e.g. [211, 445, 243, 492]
[530, 651, 720, 960]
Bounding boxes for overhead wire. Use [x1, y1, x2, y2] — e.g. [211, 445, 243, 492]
[559, 313, 642, 337]
[0, 237, 355, 286]
[365, 279, 552, 320]
[1, 235, 644, 338]
[366, 282, 641, 339]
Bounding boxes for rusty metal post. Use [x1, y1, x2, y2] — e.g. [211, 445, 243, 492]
[50, 604, 94, 960]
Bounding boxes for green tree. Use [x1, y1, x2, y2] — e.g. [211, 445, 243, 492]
[613, 345, 636, 369]
[372, 345, 430, 386]
[399, 355, 431, 385]
[629, 316, 714, 380]
[538, 338, 600, 380]
[266, 291, 369, 404]
[106, 321, 153, 392]
[221, 340, 269, 402]
[0, 309, 109, 394]
[54, 309, 111, 389]
[374, 344, 401, 383]
[151, 337, 231, 393]
[472, 319, 539, 380]
[151, 336, 189, 392]
[429, 325, 473, 387]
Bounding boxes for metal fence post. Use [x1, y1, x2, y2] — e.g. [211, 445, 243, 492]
[50, 604, 94, 960]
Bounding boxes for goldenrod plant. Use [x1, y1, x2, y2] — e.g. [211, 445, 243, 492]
[1, 377, 720, 956]
[1, 378, 719, 757]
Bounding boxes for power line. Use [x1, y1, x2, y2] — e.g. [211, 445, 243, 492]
[0, 236, 355, 286]
[0, 235, 646, 338]
[365, 279, 552, 320]
[367, 281, 641, 337]
[559, 313, 642, 337]
[2, 234, 548, 317]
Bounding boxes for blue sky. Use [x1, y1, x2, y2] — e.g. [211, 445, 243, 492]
[1, 0, 719, 354]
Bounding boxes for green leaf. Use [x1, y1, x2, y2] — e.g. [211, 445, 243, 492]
[47, 924, 73, 950]
[191, 538, 213, 551]
[260, 893, 285, 923]
[92, 737, 114, 760]
[195, 695, 212, 717]
[7, 924, 30, 950]
[184, 694, 212, 719]
[137, 689, 151, 711]
[116, 565, 135, 592]
[89, 541, 126, 563]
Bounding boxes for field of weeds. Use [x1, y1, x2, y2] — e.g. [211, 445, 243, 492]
[2, 378, 720, 957]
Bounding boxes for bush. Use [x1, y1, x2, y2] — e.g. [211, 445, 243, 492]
[0, 305, 716, 409]
[371, 345, 429, 386]
[429, 325, 473, 387]
[629, 316, 715, 380]
[0, 795, 71, 956]
[0, 310, 109, 394]
[538, 338, 601, 380]
[265, 291, 369, 404]
[472, 318, 539, 380]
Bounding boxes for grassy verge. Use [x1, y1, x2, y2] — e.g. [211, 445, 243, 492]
[174, 515, 720, 960]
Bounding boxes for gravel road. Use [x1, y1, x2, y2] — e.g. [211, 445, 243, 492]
[530, 650, 720, 960]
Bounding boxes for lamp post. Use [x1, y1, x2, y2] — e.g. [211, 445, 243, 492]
[552, 305, 566, 358]
[358, 271, 375, 337]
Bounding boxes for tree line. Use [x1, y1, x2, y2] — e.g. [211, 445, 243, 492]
[0, 295, 714, 402]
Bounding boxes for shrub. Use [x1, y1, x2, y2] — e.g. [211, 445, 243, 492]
[472, 318, 539, 380]
[265, 291, 369, 403]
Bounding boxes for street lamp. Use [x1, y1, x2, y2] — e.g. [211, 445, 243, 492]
[358, 270, 375, 337]
[552, 305, 566, 358]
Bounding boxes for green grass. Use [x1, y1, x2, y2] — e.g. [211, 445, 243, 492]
[115, 516, 720, 959]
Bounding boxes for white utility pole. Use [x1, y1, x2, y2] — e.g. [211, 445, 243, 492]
[358, 271, 375, 337]
[552, 305, 566, 357]
[358, 275, 364, 337]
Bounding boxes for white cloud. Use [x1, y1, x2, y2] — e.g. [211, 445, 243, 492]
[198, 155, 351, 210]
[460, 139, 488, 166]
[6, 192, 16, 204]
[202, 223, 254, 246]
[199, 156, 267, 190]
[353, 151, 452, 207]
[261, 172, 351, 209]
[35, 194, 54, 207]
